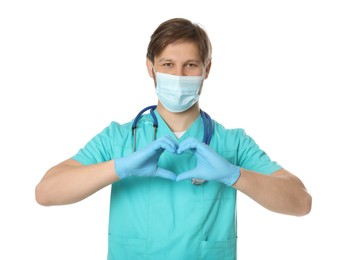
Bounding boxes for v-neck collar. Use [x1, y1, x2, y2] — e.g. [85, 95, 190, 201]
[154, 109, 205, 143]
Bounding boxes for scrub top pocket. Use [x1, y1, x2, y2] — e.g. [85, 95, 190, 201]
[108, 236, 147, 260]
[200, 238, 236, 260]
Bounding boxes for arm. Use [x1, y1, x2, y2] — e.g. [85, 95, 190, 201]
[233, 168, 312, 216]
[35, 159, 119, 206]
[35, 136, 178, 206]
[176, 137, 312, 216]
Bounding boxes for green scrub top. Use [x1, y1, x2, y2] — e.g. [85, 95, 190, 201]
[73, 109, 281, 260]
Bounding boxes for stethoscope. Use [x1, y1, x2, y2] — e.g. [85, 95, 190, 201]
[132, 105, 214, 185]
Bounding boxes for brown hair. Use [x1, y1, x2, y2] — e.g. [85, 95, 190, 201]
[146, 18, 212, 66]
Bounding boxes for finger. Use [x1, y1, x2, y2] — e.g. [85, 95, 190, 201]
[155, 168, 177, 181]
[153, 136, 178, 153]
[176, 169, 198, 182]
[177, 137, 200, 154]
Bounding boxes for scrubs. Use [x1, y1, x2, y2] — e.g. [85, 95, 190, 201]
[73, 109, 281, 260]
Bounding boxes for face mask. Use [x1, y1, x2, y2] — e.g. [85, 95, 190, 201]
[154, 71, 204, 113]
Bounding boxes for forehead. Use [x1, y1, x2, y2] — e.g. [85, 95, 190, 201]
[155, 41, 201, 62]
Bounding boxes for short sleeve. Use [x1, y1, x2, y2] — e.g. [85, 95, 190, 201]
[72, 122, 120, 165]
[237, 130, 282, 175]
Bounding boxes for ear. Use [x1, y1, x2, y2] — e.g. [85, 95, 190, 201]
[204, 61, 212, 79]
[146, 58, 154, 78]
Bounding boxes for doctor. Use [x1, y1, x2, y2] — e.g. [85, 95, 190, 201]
[36, 18, 312, 259]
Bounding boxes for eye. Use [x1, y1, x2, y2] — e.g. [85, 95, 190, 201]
[162, 63, 173, 67]
[186, 63, 198, 68]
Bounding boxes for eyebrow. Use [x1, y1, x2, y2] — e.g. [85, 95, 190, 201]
[157, 58, 174, 63]
[157, 58, 202, 63]
[185, 59, 202, 63]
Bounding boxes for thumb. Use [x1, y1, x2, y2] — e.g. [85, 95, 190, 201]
[155, 167, 177, 181]
[176, 169, 197, 182]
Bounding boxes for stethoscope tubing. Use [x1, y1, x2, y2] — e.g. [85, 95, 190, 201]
[132, 105, 213, 150]
[132, 105, 213, 185]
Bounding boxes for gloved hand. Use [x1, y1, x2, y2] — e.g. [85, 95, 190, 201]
[176, 137, 241, 186]
[114, 135, 178, 180]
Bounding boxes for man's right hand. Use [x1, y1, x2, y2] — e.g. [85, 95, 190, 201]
[114, 135, 178, 180]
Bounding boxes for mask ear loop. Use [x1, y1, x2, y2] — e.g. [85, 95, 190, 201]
[151, 66, 158, 86]
[201, 65, 206, 79]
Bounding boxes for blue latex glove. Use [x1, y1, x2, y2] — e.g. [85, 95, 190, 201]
[176, 137, 241, 186]
[114, 136, 178, 180]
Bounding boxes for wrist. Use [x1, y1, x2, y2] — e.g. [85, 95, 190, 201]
[114, 158, 128, 179]
[225, 165, 241, 186]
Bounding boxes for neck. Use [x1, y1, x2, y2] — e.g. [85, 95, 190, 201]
[156, 102, 200, 132]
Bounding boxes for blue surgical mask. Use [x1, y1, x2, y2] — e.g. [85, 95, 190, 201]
[155, 71, 204, 113]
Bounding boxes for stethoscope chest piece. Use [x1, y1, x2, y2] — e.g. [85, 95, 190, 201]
[191, 178, 206, 185]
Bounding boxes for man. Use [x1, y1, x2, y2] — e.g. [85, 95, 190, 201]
[36, 18, 311, 259]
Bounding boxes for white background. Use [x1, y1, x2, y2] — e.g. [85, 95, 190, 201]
[1, 0, 346, 259]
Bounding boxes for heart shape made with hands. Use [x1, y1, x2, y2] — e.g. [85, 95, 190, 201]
[115, 136, 240, 186]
